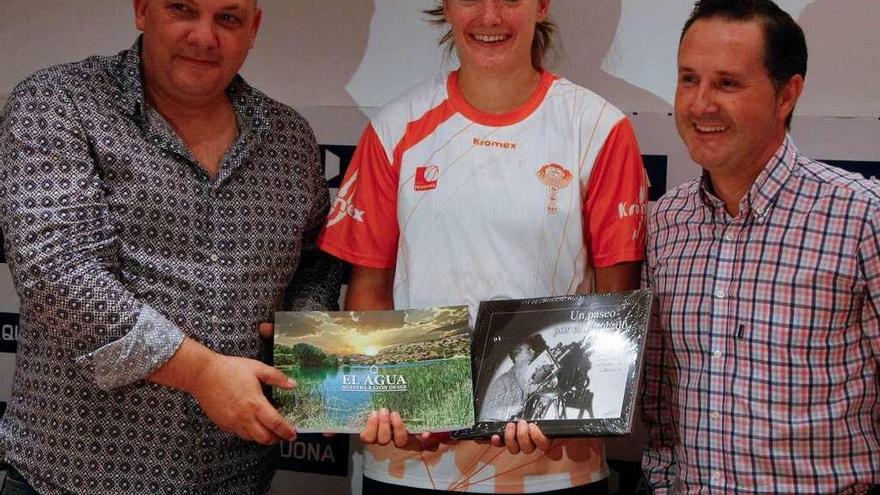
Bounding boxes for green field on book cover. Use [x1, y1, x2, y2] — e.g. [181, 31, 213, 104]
[273, 307, 474, 433]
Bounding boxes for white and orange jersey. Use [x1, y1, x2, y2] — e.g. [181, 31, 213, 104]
[319, 71, 647, 493]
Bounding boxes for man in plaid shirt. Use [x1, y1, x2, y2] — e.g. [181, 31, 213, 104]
[642, 0, 880, 493]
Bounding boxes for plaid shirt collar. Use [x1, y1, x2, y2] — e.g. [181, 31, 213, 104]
[698, 135, 799, 220]
[113, 37, 269, 136]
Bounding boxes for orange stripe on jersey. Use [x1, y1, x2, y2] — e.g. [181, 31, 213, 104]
[583, 118, 648, 267]
[391, 100, 457, 171]
[447, 70, 558, 127]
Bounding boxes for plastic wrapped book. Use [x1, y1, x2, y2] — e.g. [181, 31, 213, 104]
[454, 289, 652, 439]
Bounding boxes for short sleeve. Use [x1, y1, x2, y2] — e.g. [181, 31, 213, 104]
[583, 118, 647, 268]
[318, 123, 400, 268]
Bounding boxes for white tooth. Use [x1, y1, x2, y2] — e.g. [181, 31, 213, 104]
[696, 125, 727, 133]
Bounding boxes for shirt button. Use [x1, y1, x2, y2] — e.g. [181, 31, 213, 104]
[712, 470, 723, 481]
[710, 410, 721, 420]
[724, 232, 735, 241]
[755, 206, 765, 216]
[211, 315, 220, 324]
[714, 289, 726, 299]
[713, 350, 722, 359]
[210, 254, 219, 262]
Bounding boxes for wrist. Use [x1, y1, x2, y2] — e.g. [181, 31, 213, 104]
[184, 345, 221, 397]
[148, 337, 221, 396]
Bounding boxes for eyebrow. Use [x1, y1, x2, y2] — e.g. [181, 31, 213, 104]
[219, 3, 248, 11]
[677, 66, 744, 79]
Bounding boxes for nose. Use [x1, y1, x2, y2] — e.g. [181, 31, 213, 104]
[186, 16, 219, 50]
[478, 0, 503, 25]
[689, 83, 718, 117]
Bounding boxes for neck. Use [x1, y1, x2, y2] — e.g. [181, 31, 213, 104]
[708, 135, 785, 216]
[708, 173, 759, 217]
[144, 84, 233, 131]
[142, 81, 239, 179]
[457, 64, 542, 113]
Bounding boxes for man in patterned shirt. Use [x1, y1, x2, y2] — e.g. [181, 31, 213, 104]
[642, 0, 880, 493]
[0, 0, 340, 493]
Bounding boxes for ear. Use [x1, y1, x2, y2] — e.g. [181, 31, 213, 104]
[249, 6, 263, 48]
[777, 74, 804, 125]
[537, 0, 551, 22]
[133, 0, 149, 32]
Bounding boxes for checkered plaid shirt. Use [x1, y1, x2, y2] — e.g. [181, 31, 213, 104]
[642, 137, 880, 494]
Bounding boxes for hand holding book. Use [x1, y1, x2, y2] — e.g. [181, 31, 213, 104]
[489, 420, 553, 455]
[360, 409, 458, 451]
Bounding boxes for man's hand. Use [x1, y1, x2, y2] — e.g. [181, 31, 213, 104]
[190, 352, 297, 445]
[490, 420, 552, 454]
[148, 332, 296, 445]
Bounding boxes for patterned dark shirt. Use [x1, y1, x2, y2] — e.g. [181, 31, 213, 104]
[642, 137, 880, 494]
[0, 41, 341, 494]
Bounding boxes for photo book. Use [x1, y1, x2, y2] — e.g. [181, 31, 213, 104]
[453, 289, 652, 439]
[273, 306, 474, 433]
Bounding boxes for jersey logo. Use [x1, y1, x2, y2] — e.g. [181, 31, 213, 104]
[618, 168, 650, 239]
[414, 165, 440, 191]
[327, 170, 365, 227]
[473, 137, 518, 150]
[537, 163, 573, 214]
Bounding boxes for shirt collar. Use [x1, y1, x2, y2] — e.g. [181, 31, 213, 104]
[698, 135, 799, 219]
[114, 39, 147, 119]
[226, 76, 270, 136]
[112, 37, 269, 136]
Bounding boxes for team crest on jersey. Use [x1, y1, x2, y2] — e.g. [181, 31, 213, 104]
[537, 163, 573, 214]
[327, 170, 365, 227]
[415, 165, 440, 191]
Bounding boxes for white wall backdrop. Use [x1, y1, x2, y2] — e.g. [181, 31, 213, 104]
[3, 0, 880, 117]
[1, 1, 878, 494]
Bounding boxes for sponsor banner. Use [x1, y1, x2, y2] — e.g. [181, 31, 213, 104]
[275, 434, 350, 477]
[0, 312, 18, 354]
[320, 145, 356, 189]
[823, 160, 880, 181]
[643, 155, 668, 201]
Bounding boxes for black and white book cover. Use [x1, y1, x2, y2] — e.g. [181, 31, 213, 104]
[455, 289, 652, 438]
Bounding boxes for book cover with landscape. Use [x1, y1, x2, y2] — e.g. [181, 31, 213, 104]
[273, 307, 474, 433]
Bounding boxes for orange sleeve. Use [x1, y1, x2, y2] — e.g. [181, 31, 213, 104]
[318, 124, 400, 268]
[583, 118, 648, 268]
